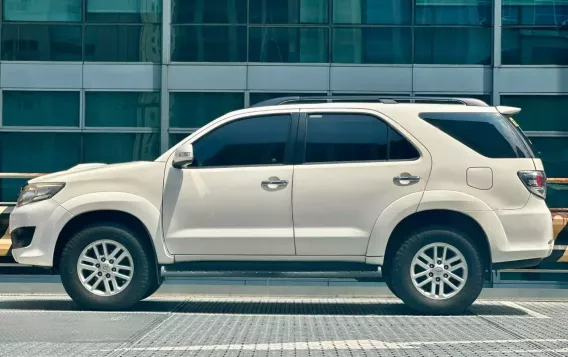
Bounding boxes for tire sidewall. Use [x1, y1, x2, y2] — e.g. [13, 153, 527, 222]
[392, 228, 484, 314]
[60, 224, 153, 310]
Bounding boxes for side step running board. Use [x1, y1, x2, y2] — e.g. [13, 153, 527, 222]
[161, 266, 383, 280]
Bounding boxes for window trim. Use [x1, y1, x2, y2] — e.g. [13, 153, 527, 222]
[296, 111, 421, 166]
[183, 112, 300, 169]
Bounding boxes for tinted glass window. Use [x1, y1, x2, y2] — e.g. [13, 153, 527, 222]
[250, 92, 327, 105]
[501, 95, 568, 132]
[333, 0, 411, 24]
[2, 24, 82, 61]
[3, 0, 82, 22]
[415, 0, 492, 25]
[86, 0, 162, 23]
[249, 27, 329, 63]
[250, 0, 328, 24]
[414, 27, 491, 65]
[171, 26, 247, 62]
[85, 92, 160, 128]
[172, 0, 247, 24]
[83, 133, 159, 163]
[0, 132, 81, 201]
[3, 91, 80, 127]
[502, 28, 568, 65]
[502, 0, 568, 25]
[169, 92, 244, 128]
[333, 27, 411, 64]
[419, 112, 534, 159]
[305, 114, 389, 163]
[84, 25, 161, 62]
[530, 137, 568, 178]
[390, 130, 420, 160]
[193, 115, 291, 167]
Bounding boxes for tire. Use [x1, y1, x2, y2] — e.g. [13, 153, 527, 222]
[385, 276, 400, 299]
[391, 227, 484, 315]
[143, 277, 163, 300]
[59, 223, 156, 311]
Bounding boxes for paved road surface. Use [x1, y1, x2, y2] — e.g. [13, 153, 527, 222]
[1, 295, 568, 356]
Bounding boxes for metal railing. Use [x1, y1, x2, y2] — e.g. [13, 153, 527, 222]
[0, 173, 44, 205]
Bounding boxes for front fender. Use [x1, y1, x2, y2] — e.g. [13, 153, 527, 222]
[61, 192, 174, 264]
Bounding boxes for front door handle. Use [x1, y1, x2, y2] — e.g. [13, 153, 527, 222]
[261, 179, 289, 187]
[393, 174, 420, 185]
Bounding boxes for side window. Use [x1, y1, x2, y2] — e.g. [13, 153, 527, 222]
[419, 112, 533, 159]
[389, 130, 420, 160]
[193, 114, 291, 167]
[304, 113, 418, 163]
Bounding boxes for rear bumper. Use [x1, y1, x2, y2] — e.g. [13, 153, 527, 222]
[469, 195, 554, 266]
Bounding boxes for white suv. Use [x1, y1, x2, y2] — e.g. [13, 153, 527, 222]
[9, 96, 553, 314]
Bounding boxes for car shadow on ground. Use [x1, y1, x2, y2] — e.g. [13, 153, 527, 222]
[0, 297, 534, 317]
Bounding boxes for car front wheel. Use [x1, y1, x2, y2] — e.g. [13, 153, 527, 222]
[59, 223, 155, 310]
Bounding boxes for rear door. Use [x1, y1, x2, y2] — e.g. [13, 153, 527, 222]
[292, 109, 432, 256]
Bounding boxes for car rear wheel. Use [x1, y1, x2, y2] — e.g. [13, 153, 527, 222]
[59, 223, 155, 310]
[391, 227, 484, 315]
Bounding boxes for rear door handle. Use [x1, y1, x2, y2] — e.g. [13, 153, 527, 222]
[393, 174, 420, 185]
[261, 179, 289, 187]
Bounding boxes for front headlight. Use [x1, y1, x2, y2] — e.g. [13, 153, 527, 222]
[17, 183, 65, 207]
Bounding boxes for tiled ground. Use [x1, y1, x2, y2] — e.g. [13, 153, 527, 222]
[1, 295, 568, 357]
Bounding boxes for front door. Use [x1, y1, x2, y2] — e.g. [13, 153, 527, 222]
[292, 109, 432, 256]
[162, 111, 298, 256]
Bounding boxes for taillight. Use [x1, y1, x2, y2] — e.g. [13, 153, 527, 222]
[518, 170, 547, 199]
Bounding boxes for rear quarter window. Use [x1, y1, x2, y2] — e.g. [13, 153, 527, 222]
[418, 112, 534, 159]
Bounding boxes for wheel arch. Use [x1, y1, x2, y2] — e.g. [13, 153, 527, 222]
[54, 192, 174, 270]
[54, 210, 157, 270]
[381, 209, 492, 280]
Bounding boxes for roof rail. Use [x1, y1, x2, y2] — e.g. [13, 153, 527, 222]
[251, 96, 489, 108]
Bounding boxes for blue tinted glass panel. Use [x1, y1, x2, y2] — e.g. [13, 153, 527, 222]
[333, 0, 411, 24]
[86, 0, 162, 23]
[414, 27, 491, 64]
[169, 92, 244, 128]
[250, 92, 327, 105]
[3, 0, 82, 21]
[170, 134, 188, 148]
[3, 91, 79, 127]
[172, 0, 247, 24]
[85, 25, 161, 62]
[502, 0, 568, 25]
[502, 28, 568, 65]
[171, 26, 247, 62]
[501, 95, 568, 132]
[0, 133, 81, 173]
[530, 137, 568, 178]
[415, 93, 492, 105]
[415, 0, 492, 25]
[83, 133, 159, 163]
[250, 0, 328, 24]
[333, 27, 411, 64]
[249, 27, 329, 63]
[1, 24, 82, 61]
[85, 92, 160, 128]
[0, 132, 81, 202]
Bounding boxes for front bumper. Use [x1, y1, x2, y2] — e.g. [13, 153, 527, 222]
[9, 199, 73, 267]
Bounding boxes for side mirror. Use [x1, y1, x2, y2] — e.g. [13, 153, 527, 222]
[172, 142, 194, 169]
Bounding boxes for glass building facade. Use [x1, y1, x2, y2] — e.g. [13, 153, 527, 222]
[0, 0, 567, 204]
